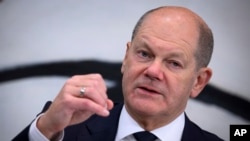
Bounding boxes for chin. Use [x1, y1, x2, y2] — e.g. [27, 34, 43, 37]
[128, 99, 161, 116]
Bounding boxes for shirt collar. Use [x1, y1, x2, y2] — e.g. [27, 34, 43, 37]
[115, 105, 185, 141]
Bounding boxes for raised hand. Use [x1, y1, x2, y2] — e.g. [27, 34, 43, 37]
[36, 74, 114, 139]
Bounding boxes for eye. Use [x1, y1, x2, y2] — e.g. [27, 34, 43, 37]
[168, 60, 182, 69]
[137, 50, 152, 60]
[171, 61, 180, 67]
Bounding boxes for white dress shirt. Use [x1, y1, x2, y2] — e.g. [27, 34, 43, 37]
[29, 114, 63, 141]
[29, 105, 185, 141]
[115, 106, 185, 141]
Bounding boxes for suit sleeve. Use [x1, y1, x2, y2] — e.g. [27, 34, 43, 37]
[12, 101, 52, 141]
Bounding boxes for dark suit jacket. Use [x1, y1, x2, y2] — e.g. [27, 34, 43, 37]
[13, 102, 223, 141]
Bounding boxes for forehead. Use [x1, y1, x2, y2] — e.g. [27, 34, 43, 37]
[135, 8, 200, 52]
[133, 34, 193, 62]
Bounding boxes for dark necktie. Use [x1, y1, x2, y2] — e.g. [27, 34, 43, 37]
[133, 131, 157, 141]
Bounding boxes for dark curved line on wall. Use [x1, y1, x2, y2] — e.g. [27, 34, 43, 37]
[0, 60, 123, 102]
[0, 60, 249, 121]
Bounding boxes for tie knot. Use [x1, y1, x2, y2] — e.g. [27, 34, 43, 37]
[133, 131, 157, 141]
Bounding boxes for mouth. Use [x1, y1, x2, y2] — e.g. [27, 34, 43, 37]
[137, 85, 161, 95]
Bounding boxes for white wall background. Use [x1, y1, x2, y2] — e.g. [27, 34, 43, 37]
[0, 0, 249, 140]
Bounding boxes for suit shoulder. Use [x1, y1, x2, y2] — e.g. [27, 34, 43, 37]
[182, 115, 224, 141]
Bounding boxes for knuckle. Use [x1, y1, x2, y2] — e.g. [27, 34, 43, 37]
[65, 79, 71, 85]
[71, 75, 80, 80]
[92, 73, 103, 80]
[85, 86, 93, 94]
[91, 79, 99, 87]
[81, 99, 96, 111]
[65, 76, 76, 85]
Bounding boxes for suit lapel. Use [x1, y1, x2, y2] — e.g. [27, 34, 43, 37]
[181, 114, 204, 141]
[76, 103, 123, 141]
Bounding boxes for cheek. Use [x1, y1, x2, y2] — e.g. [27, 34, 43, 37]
[122, 65, 136, 95]
[122, 63, 146, 100]
[170, 71, 196, 95]
[122, 59, 141, 85]
[165, 74, 195, 104]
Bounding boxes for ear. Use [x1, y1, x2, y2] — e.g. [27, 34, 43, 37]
[121, 42, 131, 74]
[190, 67, 212, 98]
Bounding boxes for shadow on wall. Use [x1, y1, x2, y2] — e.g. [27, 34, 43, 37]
[0, 60, 249, 121]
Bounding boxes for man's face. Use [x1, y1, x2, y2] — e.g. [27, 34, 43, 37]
[121, 11, 202, 120]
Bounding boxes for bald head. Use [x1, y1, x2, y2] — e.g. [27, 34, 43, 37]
[131, 6, 213, 68]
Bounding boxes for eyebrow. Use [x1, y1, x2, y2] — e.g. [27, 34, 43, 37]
[139, 40, 154, 52]
[136, 38, 188, 60]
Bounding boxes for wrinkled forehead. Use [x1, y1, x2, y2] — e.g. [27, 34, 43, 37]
[136, 7, 200, 50]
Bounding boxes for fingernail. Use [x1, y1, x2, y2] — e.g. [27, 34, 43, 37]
[103, 109, 109, 116]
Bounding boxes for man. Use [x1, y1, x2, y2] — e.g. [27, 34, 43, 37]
[13, 6, 223, 141]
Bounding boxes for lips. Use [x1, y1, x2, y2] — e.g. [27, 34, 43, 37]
[137, 85, 161, 95]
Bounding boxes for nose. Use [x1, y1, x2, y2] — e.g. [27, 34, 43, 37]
[144, 60, 164, 81]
